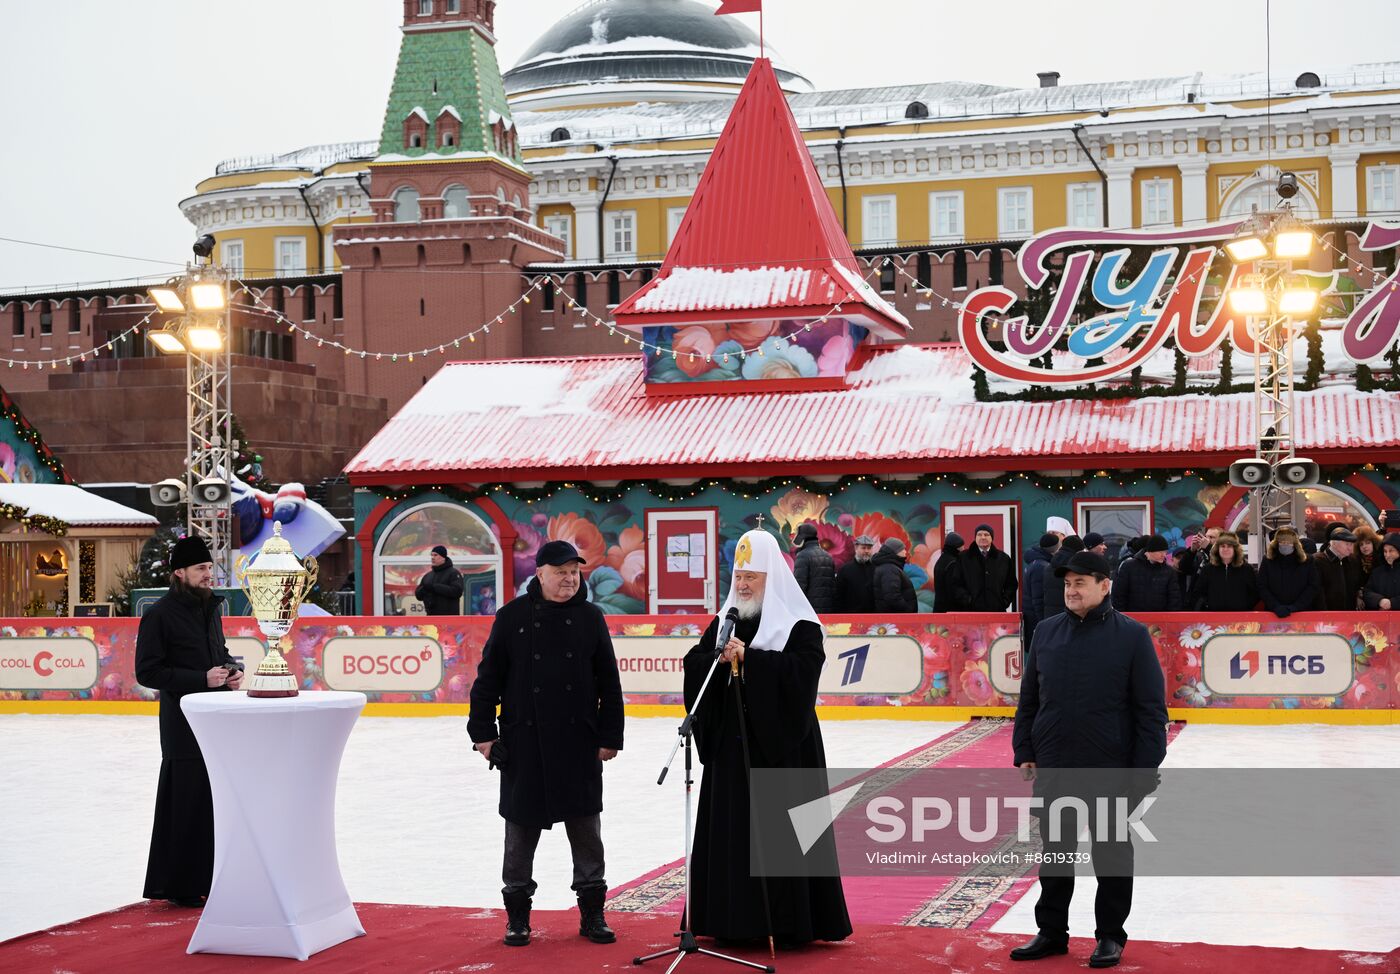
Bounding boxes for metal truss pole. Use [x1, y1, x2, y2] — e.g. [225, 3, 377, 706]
[184, 264, 234, 585]
[1252, 259, 1298, 544]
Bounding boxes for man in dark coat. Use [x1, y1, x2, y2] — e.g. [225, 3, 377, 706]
[416, 545, 464, 615]
[834, 534, 877, 613]
[1363, 534, 1400, 610]
[1010, 550, 1168, 969]
[1193, 533, 1260, 612]
[1258, 526, 1318, 617]
[1111, 534, 1183, 613]
[959, 523, 1018, 611]
[683, 529, 851, 947]
[135, 536, 244, 908]
[872, 537, 917, 612]
[1021, 533, 1059, 648]
[468, 540, 625, 948]
[932, 532, 970, 612]
[791, 522, 837, 614]
[1040, 535, 1085, 620]
[1314, 527, 1362, 611]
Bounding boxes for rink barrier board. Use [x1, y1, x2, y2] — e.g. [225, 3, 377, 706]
[0, 612, 1394, 722]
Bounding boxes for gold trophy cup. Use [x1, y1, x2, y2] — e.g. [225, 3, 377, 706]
[235, 521, 317, 698]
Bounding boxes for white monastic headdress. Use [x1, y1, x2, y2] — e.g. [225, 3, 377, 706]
[717, 530, 821, 653]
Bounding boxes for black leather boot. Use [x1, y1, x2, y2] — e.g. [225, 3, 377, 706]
[502, 890, 531, 947]
[576, 885, 616, 944]
[1009, 933, 1069, 960]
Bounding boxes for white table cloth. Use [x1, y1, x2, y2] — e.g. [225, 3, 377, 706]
[182, 690, 367, 960]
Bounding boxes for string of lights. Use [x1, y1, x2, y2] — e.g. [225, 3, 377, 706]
[0, 310, 153, 370]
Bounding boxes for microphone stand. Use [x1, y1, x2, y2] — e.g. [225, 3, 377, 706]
[633, 631, 775, 973]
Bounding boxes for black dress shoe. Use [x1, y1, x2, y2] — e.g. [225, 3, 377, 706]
[1009, 933, 1069, 960]
[1089, 938, 1124, 968]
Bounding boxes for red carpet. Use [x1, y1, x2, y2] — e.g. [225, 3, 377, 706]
[2, 901, 1395, 973]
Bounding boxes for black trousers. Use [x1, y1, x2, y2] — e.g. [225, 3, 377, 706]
[502, 814, 606, 897]
[1031, 795, 1134, 946]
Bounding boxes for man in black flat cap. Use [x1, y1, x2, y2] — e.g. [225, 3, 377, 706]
[1314, 524, 1362, 611]
[469, 540, 625, 949]
[135, 535, 243, 908]
[1111, 533, 1182, 614]
[835, 534, 878, 613]
[1011, 550, 1168, 969]
[416, 544, 464, 615]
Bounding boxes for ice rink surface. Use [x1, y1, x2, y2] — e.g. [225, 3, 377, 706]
[2, 713, 1397, 952]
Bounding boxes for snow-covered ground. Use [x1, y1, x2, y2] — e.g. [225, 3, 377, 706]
[990, 723, 1400, 952]
[0, 714, 952, 942]
[3, 715, 1397, 953]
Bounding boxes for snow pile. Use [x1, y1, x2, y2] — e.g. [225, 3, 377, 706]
[399, 362, 615, 419]
[0, 485, 157, 527]
[847, 345, 977, 405]
[632, 266, 814, 312]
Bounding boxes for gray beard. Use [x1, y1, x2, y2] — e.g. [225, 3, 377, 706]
[736, 600, 762, 621]
[854, 553, 872, 563]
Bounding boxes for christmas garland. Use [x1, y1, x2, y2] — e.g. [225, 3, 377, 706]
[0, 390, 68, 483]
[0, 502, 69, 536]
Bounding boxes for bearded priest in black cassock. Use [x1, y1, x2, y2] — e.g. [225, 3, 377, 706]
[682, 529, 852, 947]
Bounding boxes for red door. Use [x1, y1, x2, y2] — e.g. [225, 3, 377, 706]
[941, 502, 1021, 610]
[646, 509, 718, 614]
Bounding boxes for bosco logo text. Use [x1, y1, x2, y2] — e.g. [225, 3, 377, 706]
[323, 637, 443, 693]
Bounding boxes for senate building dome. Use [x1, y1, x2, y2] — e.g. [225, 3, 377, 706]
[502, 0, 812, 110]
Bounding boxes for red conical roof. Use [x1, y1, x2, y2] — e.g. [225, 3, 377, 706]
[613, 58, 908, 338]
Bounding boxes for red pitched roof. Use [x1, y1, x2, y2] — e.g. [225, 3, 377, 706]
[345, 345, 1400, 483]
[611, 58, 909, 338]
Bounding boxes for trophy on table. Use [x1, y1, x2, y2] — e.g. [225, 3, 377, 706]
[235, 521, 317, 699]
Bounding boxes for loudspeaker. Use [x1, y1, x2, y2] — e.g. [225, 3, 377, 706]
[150, 478, 185, 507]
[192, 477, 231, 505]
[1228, 459, 1272, 488]
[1274, 458, 1320, 488]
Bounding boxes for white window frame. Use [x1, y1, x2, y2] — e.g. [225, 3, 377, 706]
[418, 0, 433, 15]
[997, 186, 1033, 237]
[372, 502, 502, 616]
[222, 239, 244, 277]
[544, 214, 573, 257]
[1066, 182, 1102, 228]
[274, 237, 305, 277]
[862, 194, 898, 246]
[442, 184, 470, 220]
[928, 190, 963, 243]
[667, 206, 687, 245]
[605, 210, 636, 260]
[446, 0, 459, 11]
[1368, 165, 1398, 214]
[1141, 178, 1174, 227]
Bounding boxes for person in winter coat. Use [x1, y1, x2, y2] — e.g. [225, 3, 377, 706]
[1010, 550, 1167, 970]
[1362, 534, 1400, 610]
[1170, 547, 1193, 606]
[1111, 534, 1183, 613]
[1257, 526, 1318, 618]
[468, 540, 625, 948]
[959, 523, 1018, 611]
[834, 534, 877, 613]
[931, 532, 969, 612]
[872, 538, 918, 613]
[791, 522, 838, 614]
[1021, 533, 1059, 647]
[1039, 535, 1085, 620]
[416, 545, 465, 615]
[1354, 525, 1382, 589]
[1193, 532, 1260, 611]
[1114, 536, 1146, 580]
[1314, 527, 1362, 611]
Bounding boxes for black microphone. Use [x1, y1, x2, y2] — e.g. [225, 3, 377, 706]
[713, 606, 740, 657]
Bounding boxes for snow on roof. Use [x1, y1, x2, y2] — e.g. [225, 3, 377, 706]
[487, 109, 515, 131]
[408, 106, 429, 122]
[438, 104, 462, 121]
[345, 346, 1400, 482]
[629, 266, 814, 312]
[213, 141, 379, 176]
[515, 33, 764, 69]
[0, 485, 158, 528]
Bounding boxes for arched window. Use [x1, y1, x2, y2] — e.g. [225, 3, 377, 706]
[1226, 485, 1376, 547]
[550, 127, 572, 142]
[393, 186, 421, 223]
[442, 132, 456, 147]
[1295, 72, 1322, 89]
[442, 184, 470, 219]
[905, 101, 930, 119]
[410, 133, 423, 148]
[375, 503, 501, 615]
[1221, 174, 1319, 221]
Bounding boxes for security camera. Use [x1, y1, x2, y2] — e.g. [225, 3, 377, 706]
[1274, 457, 1320, 488]
[1228, 459, 1272, 488]
[192, 477, 231, 505]
[192, 234, 217, 259]
[150, 478, 186, 506]
[1277, 172, 1299, 200]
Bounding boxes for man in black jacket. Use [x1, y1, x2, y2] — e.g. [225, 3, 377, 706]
[468, 540, 625, 948]
[835, 534, 877, 613]
[1111, 535, 1182, 613]
[872, 538, 917, 612]
[135, 536, 244, 908]
[416, 545, 464, 615]
[1011, 550, 1168, 970]
[792, 522, 838, 613]
[959, 523, 1018, 611]
[932, 532, 969, 612]
[1314, 527, 1362, 611]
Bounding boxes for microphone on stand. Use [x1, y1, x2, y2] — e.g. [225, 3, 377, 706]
[713, 606, 740, 659]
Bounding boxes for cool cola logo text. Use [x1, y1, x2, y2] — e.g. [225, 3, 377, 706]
[0, 639, 99, 691]
[322, 637, 444, 693]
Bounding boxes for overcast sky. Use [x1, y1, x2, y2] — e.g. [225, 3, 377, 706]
[2, 0, 1397, 290]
